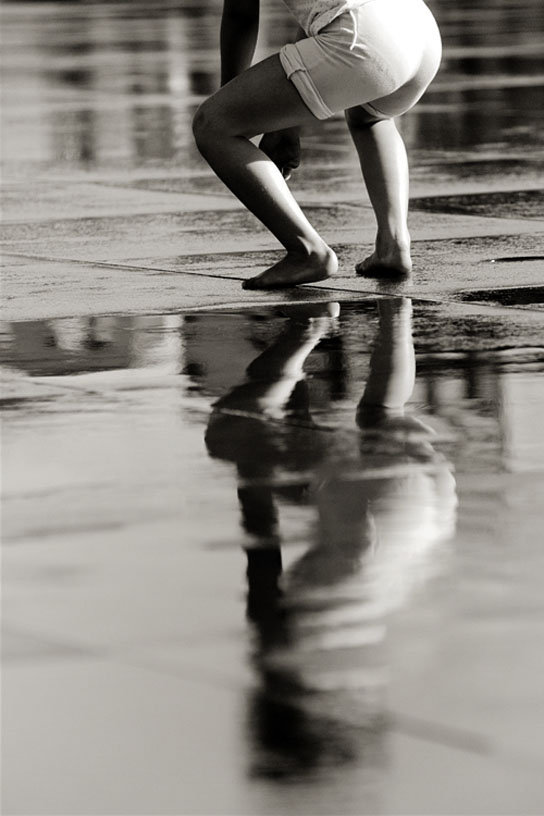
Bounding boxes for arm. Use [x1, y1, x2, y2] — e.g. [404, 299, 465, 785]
[259, 26, 306, 178]
[220, 0, 260, 85]
[221, 2, 304, 178]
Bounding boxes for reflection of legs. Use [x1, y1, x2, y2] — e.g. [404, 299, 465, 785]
[217, 304, 339, 418]
[245, 546, 287, 652]
[346, 108, 412, 275]
[193, 55, 337, 289]
[247, 303, 340, 388]
[359, 297, 415, 416]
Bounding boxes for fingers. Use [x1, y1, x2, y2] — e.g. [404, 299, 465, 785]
[281, 157, 300, 180]
[281, 163, 296, 180]
[259, 130, 300, 179]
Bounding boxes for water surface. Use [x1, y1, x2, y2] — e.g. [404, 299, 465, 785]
[3, 297, 544, 813]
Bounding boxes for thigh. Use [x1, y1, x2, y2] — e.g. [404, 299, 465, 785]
[199, 54, 320, 138]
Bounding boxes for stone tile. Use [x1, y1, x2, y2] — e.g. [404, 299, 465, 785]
[2, 206, 540, 268]
[385, 468, 544, 768]
[3, 658, 543, 815]
[381, 732, 544, 816]
[411, 188, 544, 220]
[131, 230, 544, 296]
[2, 628, 92, 663]
[120, 636, 253, 691]
[0, 209, 271, 263]
[319, 232, 544, 300]
[1, 181, 239, 224]
[1, 368, 76, 405]
[2, 515, 246, 650]
[2, 659, 249, 815]
[0, 256, 278, 321]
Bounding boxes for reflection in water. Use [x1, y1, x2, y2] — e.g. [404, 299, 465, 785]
[206, 300, 457, 779]
[3, 301, 543, 809]
[0, 315, 183, 376]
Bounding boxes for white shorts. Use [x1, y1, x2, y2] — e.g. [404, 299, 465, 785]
[279, 0, 442, 120]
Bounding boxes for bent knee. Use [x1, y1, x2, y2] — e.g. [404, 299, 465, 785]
[193, 98, 235, 150]
[192, 100, 218, 147]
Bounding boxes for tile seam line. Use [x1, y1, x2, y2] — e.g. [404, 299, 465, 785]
[2, 211, 544, 228]
[4, 291, 544, 324]
[3, 251, 544, 313]
[2, 261, 544, 316]
[301, 285, 544, 314]
[4, 230, 544, 271]
[0, 202, 371, 227]
[76, 650, 525, 766]
[167, 293, 544, 314]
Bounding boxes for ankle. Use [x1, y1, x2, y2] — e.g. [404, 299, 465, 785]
[287, 238, 335, 262]
[376, 229, 411, 255]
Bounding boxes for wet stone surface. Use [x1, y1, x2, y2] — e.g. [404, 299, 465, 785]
[3, 298, 544, 814]
[411, 188, 544, 219]
[458, 284, 544, 308]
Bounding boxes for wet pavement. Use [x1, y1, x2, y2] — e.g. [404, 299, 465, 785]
[2, 0, 544, 814]
[3, 299, 544, 814]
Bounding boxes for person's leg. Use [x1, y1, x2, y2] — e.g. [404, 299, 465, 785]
[346, 106, 412, 275]
[193, 55, 337, 289]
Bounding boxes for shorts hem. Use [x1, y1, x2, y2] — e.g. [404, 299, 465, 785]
[279, 44, 335, 120]
[360, 101, 391, 120]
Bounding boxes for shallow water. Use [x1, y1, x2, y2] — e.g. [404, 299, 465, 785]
[3, 297, 544, 813]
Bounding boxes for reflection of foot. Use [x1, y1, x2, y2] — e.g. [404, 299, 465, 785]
[356, 244, 412, 277]
[246, 310, 337, 380]
[243, 248, 337, 290]
[279, 302, 341, 321]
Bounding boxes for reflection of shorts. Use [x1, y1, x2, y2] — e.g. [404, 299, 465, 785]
[279, 0, 442, 120]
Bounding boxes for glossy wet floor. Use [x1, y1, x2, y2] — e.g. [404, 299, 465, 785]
[2, 297, 544, 814]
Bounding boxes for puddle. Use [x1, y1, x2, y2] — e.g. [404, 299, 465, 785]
[458, 284, 544, 307]
[411, 189, 544, 219]
[2, 296, 544, 811]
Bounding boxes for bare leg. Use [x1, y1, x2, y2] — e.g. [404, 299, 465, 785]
[193, 55, 337, 289]
[346, 108, 412, 275]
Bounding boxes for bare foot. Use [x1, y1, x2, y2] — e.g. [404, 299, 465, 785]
[243, 248, 337, 290]
[356, 245, 412, 277]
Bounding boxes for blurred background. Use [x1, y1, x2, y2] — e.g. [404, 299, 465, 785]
[2, 0, 544, 179]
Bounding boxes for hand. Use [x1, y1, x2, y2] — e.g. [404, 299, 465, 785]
[259, 128, 301, 180]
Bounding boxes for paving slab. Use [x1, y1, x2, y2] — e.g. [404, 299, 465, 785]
[411, 188, 544, 220]
[0, 254, 365, 322]
[2, 205, 541, 262]
[2, 207, 543, 322]
[1, 181, 240, 224]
